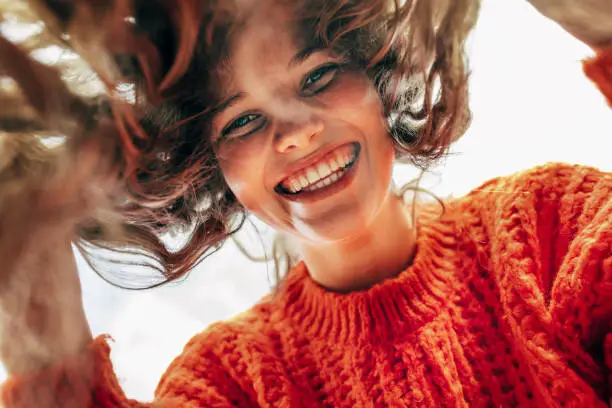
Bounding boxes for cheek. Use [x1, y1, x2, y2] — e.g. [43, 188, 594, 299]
[327, 74, 391, 147]
[225, 175, 286, 230]
[221, 167, 255, 207]
[371, 134, 396, 197]
[326, 73, 384, 117]
[345, 77, 395, 194]
[333, 74, 394, 160]
[217, 155, 269, 216]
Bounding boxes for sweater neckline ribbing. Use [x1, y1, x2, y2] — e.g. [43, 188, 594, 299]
[277, 207, 464, 345]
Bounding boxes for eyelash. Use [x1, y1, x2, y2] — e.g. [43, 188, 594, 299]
[300, 63, 341, 95]
[220, 63, 343, 140]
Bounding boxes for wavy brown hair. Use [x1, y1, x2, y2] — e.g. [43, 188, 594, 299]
[0, 0, 480, 289]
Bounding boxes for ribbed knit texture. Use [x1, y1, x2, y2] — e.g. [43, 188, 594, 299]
[1, 52, 611, 408]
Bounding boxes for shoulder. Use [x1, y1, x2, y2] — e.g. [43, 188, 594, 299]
[506, 162, 609, 197]
[457, 162, 610, 213]
[443, 162, 610, 285]
[449, 162, 610, 304]
[450, 162, 611, 247]
[154, 298, 285, 403]
[177, 297, 279, 361]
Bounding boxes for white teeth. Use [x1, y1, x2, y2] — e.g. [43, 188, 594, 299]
[303, 168, 347, 192]
[329, 158, 340, 171]
[299, 175, 309, 188]
[306, 169, 319, 184]
[282, 147, 357, 194]
[317, 162, 331, 179]
[291, 180, 301, 192]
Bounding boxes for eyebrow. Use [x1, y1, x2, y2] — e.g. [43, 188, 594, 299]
[210, 92, 244, 120]
[288, 44, 325, 69]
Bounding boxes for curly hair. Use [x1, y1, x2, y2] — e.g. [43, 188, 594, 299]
[0, 0, 480, 289]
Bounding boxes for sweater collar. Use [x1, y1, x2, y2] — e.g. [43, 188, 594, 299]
[277, 208, 462, 346]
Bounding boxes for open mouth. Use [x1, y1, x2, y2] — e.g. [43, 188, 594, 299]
[275, 143, 360, 196]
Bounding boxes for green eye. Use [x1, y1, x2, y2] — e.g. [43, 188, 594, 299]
[231, 114, 257, 130]
[302, 64, 340, 96]
[222, 113, 266, 140]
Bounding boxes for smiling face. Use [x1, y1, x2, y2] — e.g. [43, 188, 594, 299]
[211, 2, 396, 243]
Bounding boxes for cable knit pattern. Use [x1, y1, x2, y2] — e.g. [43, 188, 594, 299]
[1, 51, 611, 408]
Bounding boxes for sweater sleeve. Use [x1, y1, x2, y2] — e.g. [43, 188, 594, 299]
[0, 333, 252, 407]
[583, 46, 612, 107]
[543, 164, 612, 397]
[545, 165, 611, 346]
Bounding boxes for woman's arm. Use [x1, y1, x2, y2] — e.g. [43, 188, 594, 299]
[583, 48, 612, 107]
[472, 163, 611, 404]
[1, 334, 254, 407]
[0, 138, 249, 407]
[527, 0, 612, 49]
[546, 165, 612, 403]
[0, 6, 249, 404]
[526, 1, 612, 106]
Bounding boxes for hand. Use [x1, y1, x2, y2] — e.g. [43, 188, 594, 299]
[527, 0, 612, 49]
[0, 137, 115, 374]
[0, 235, 92, 375]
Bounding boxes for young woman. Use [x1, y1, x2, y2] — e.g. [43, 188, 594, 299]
[0, 0, 610, 406]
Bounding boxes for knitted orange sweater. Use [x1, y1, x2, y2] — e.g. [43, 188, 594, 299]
[1, 52, 611, 408]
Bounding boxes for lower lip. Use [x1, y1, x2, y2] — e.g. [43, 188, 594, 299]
[278, 143, 361, 204]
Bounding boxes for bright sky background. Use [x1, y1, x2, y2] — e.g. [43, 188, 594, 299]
[1, 0, 611, 402]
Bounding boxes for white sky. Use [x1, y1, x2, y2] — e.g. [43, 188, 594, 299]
[1, 0, 611, 402]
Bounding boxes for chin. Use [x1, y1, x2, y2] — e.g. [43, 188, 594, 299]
[291, 204, 377, 244]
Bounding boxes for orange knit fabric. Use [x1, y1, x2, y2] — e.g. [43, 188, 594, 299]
[584, 46, 612, 106]
[1, 53, 611, 408]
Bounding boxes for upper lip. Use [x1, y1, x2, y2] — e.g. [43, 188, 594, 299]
[275, 142, 354, 187]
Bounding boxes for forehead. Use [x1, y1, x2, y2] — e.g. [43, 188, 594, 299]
[217, 3, 306, 85]
[239, 5, 302, 61]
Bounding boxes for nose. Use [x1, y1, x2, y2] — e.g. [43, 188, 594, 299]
[273, 115, 324, 154]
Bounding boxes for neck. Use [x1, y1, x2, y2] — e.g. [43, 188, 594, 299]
[297, 192, 417, 293]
